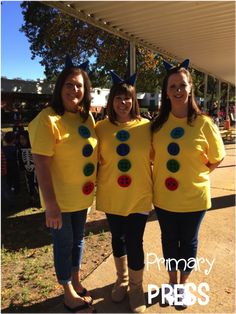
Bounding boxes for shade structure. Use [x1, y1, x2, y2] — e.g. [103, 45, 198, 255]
[44, 1, 235, 85]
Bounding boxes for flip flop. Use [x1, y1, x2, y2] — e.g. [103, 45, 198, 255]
[77, 288, 93, 305]
[64, 301, 96, 313]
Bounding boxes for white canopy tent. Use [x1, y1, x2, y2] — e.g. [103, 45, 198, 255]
[44, 1, 235, 86]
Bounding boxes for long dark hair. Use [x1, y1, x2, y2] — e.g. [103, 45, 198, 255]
[151, 67, 201, 132]
[50, 67, 92, 121]
[107, 83, 141, 125]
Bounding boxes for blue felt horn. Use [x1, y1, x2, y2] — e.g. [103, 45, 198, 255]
[163, 58, 190, 71]
[65, 54, 89, 71]
[163, 60, 173, 71]
[180, 59, 190, 69]
[110, 70, 137, 86]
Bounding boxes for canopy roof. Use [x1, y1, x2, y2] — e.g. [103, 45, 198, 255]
[45, 1, 235, 85]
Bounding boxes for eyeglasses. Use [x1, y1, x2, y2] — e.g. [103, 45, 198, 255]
[64, 82, 83, 91]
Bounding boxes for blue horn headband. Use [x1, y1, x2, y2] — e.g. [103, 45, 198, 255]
[65, 54, 89, 71]
[110, 70, 137, 86]
[163, 58, 190, 71]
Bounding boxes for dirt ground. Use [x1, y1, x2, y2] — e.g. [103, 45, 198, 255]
[1, 194, 112, 313]
[81, 203, 112, 280]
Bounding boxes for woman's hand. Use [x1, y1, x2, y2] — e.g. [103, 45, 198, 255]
[45, 203, 62, 229]
[206, 159, 224, 172]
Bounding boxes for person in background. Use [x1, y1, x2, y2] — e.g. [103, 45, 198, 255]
[2, 131, 20, 195]
[13, 122, 25, 144]
[18, 130, 39, 206]
[95, 71, 153, 313]
[151, 59, 225, 308]
[12, 104, 24, 146]
[29, 55, 97, 313]
[1, 143, 10, 209]
[212, 102, 219, 127]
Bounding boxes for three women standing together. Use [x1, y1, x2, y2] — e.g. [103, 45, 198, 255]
[29, 57, 225, 313]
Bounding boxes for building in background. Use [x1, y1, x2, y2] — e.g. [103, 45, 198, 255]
[1, 77, 54, 126]
[1, 77, 160, 126]
[137, 92, 161, 112]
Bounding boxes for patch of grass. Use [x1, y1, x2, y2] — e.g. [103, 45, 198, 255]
[2, 209, 111, 312]
[8, 207, 44, 218]
[1, 245, 58, 309]
[1, 172, 111, 312]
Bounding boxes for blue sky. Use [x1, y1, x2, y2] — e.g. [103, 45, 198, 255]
[1, 1, 46, 80]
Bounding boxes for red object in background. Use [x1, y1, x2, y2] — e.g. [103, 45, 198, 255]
[225, 116, 230, 130]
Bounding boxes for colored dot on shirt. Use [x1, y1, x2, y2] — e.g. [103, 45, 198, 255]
[82, 144, 93, 157]
[82, 181, 95, 195]
[165, 177, 179, 191]
[167, 143, 180, 156]
[170, 127, 185, 139]
[83, 163, 95, 176]
[116, 130, 130, 142]
[118, 159, 131, 172]
[117, 175, 132, 187]
[78, 125, 91, 139]
[166, 159, 180, 173]
[116, 143, 130, 156]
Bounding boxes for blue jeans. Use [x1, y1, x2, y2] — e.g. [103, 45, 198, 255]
[106, 213, 148, 270]
[155, 207, 206, 273]
[51, 209, 87, 284]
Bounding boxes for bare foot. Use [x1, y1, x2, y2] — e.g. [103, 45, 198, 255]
[64, 296, 95, 313]
[74, 283, 93, 304]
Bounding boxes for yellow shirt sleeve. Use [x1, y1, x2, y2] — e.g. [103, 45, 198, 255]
[28, 108, 57, 156]
[203, 117, 226, 164]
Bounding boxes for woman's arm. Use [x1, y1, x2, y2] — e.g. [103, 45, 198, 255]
[32, 154, 62, 229]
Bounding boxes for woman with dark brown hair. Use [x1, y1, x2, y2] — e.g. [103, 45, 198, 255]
[151, 59, 225, 308]
[95, 72, 153, 313]
[29, 57, 97, 313]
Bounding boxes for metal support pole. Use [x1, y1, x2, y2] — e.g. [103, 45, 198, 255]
[218, 80, 221, 104]
[217, 80, 221, 111]
[129, 41, 136, 76]
[203, 73, 208, 112]
[226, 83, 230, 116]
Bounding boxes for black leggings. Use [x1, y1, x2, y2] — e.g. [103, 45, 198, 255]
[106, 213, 148, 270]
[155, 207, 206, 273]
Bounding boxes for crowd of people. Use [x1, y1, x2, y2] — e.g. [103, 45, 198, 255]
[2, 56, 226, 313]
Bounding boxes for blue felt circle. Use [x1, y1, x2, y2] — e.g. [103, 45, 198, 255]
[116, 130, 130, 142]
[78, 125, 91, 139]
[167, 143, 180, 156]
[82, 144, 93, 157]
[170, 127, 185, 139]
[116, 143, 130, 156]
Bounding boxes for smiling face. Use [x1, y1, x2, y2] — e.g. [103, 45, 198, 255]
[167, 71, 192, 109]
[113, 94, 133, 122]
[61, 73, 85, 113]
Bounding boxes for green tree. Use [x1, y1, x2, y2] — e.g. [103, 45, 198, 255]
[20, 1, 163, 92]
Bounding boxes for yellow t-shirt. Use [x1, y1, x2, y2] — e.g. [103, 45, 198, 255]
[95, 117, 153, 216]
[152, 113, 225, 212]
[28, 107, 98, 212]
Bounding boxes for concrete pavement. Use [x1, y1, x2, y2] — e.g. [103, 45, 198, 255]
[53, 141, 235, 313]
[82, 142, 235, 313]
